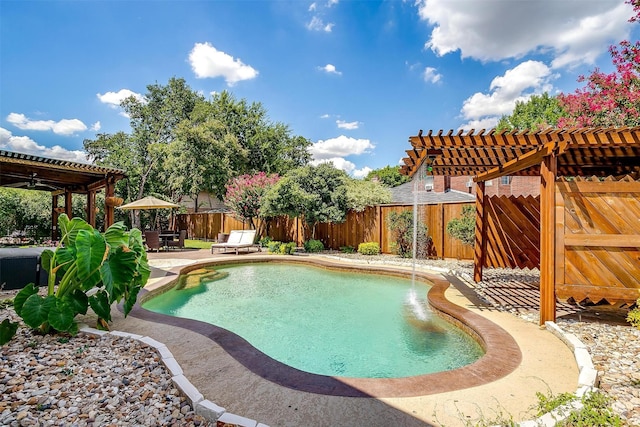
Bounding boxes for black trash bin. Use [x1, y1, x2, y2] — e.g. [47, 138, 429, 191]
[0, 247, 49, 290]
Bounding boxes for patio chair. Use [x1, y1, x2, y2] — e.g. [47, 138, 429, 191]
[144, 230, 161, 253]
[166, 230, 186, 250]
[211, 230, 260, 254]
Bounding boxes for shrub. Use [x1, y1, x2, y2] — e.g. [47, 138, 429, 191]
[0, 214, 149, 345]
[304, 239, 324, 253]
[627, 298, 640, 329]
[340, 245, 356, 254]
[446, 205, 475, 246]
[267, 241, 282, 253]
[387, 210, 432, 258]
[358, 242, 380, 255]
[267, 241, 296, 255]
[279, 242, 296, 255]
[258, 236, 272, 247]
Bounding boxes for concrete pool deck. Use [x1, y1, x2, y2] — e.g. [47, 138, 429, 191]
[109, 249, 580, 427]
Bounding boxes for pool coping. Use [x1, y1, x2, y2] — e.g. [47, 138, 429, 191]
[128, 255, 523, 399]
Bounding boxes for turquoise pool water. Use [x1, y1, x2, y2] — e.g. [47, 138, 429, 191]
[142, 263, 484, 378]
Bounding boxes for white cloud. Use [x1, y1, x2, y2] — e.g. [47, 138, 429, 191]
[90, 121, 101, 131]
[309, 135, 374, 160]
[423, 66, 442, 84]
[0, 127, 90, 163]
[353, 166, 372, 179]
[416, 0, 633, 68]
[458, 117, 501, 132]
[320, 113, 331, 119]
[311, 157, 356, 174]
[327, 0, 339, 7]
[319, 64, 342, 75]
[336, 120, 360, 130]
[6, 113, 88, 136]
[97, 89, 144, 107]
[459, 60, 556, 127]
[307, 16, 334, 32]
[309, 2, 317, 12]
[189, 42, 258, 86]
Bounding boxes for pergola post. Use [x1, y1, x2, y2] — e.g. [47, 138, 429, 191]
[473, 181, 487, 282]
[87, 190, 96, 228]
[51, 193, 60, 241]
[540, 153, 557, 324]
[64, 190, 73, 218]
[104, 180, 115, 228]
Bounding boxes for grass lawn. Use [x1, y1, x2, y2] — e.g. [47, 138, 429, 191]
[184, 239, 213, 249]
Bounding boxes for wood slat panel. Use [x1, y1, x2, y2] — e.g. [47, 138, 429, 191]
[482, 195, 541, 269]
[558, 176, 640, 305]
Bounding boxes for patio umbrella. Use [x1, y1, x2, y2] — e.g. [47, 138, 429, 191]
[119, 196, 180, 230]
[118, 196, 179, 210]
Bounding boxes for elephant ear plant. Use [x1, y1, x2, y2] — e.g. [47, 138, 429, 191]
[0, 214, 150, 344]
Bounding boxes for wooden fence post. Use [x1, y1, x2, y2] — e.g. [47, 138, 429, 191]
[540, 153, 557, 324]
[473, 181, 487, 282]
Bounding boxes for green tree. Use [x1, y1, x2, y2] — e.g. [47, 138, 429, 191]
[262, 163, 348, 239]
[446, 205, 476, 246]
[365, 165, 410, 187]
[0, 188, 50, 241]
[496, 93, 565, 131]
[165, 99, 245, 203]
[85, 78, 203, 228]
[387, 210, 431, 258]
[345, 178, 391, 212]
[224, 172, 280, 231]
[208, 91, 312, 175]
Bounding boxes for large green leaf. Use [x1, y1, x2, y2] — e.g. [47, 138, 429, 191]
[123, 285, 141, 317]
[89, 290, 111, 323]
[110, 247, 137, 285]
[136, 256, 151, 287]
[104, 221, 129, 248]
[0, 319, 19, 345]
[48, 299, 74, 332]
[63, 289, 88, 316]
[21, 295, 55, 329]
[54, 246, 76, 274]
[40, 249, 54, 274]
[14, 283, 39, 316]
[58, 215, 93, 247]
[80, 269, 102, 292]
[75, 229, 106, 282]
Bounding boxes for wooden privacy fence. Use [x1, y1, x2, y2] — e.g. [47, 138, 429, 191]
[177, 202, 475, 259]
[482, 195, 540, 270]
[555, 176, 640, 306]
[475, 178, 640, 306]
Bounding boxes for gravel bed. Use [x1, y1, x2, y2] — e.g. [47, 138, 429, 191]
[1, 252, 639, 426]
[0, 310, 211, 427]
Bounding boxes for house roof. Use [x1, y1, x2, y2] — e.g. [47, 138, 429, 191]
[400, 127, 640, 180]
[0, 150, 126, 193]
[388, 182, 475, 204]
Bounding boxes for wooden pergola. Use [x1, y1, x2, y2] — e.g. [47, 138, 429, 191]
[0, 150, 126, 238]
[401, 127, 640, 324]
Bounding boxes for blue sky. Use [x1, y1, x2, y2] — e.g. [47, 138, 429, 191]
[1, 0, 638, 178]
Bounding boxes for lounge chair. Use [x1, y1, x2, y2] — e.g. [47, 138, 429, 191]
[211, 230, 260, 254]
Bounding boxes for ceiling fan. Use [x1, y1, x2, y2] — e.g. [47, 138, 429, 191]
[4, 172, 61, 191]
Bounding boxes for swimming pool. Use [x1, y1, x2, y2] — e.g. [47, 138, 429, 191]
[142, 262, 484, 378]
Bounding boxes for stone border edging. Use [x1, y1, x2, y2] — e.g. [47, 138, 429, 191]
[513, 321, 598, 427]
[77, 324, 269, 427]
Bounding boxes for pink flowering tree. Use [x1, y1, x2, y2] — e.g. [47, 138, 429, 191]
[558, 1, 640, 127]
[224, 172, 280, 232]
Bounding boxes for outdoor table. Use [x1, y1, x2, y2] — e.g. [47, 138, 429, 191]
[159, 232, 177, 246]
